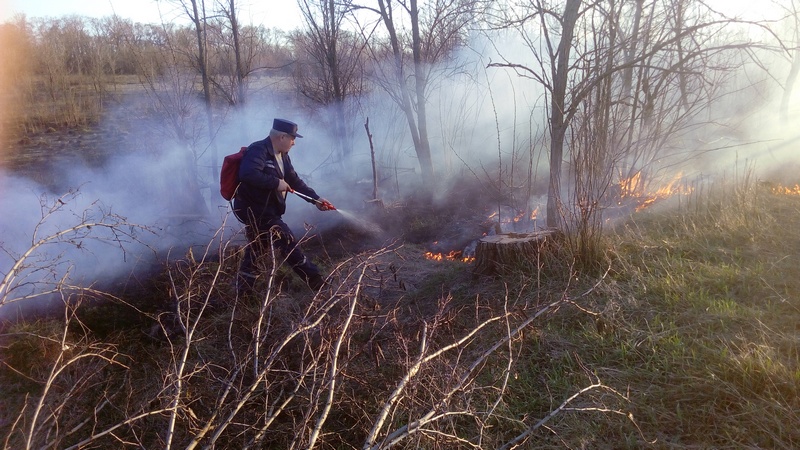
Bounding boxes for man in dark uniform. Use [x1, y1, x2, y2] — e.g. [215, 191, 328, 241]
[233, 118, 334, 293]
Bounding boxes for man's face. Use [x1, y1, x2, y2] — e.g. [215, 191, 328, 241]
[275, 133, 295, 154]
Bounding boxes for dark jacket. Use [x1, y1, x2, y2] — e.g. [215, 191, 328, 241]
[234, 136, 319, 220]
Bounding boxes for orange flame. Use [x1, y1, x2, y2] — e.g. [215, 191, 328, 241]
[618, 172, 693, 211]
[619, 172, 645, 198]
[487, 208, 537, 223]
[771, 184, 800, 195]
[424, 251, 475, 263]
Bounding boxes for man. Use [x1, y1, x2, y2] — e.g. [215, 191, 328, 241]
[233, 118, 334, 293]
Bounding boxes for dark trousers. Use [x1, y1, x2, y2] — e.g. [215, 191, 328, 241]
[236, 209, 321, 288]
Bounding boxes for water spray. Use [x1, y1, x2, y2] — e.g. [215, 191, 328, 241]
[289, 189, 382, 234]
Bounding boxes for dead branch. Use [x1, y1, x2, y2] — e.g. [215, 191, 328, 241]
[0, 191, 152, 310]
[308, 264, 367, 447]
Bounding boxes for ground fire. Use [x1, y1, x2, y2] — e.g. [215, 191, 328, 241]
[424, 250, 475, 263]
[424, 173, 698, 265]
[487, 207, 538, 224]
[617, 171, 694, 211]
[771, 184, 800, 195]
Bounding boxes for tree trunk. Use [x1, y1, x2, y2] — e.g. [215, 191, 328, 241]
[188, 0, 218, 188]
[474, 229, 564, 276]
[365, 117, 379, 200]
[781, 46, 799, 124]
[546, 0, 582, 228]
[325, 0, 350, 159]
[229, 0, 246, 105]
[377, 0, 433, 189]
[410, 0, 435, 187]
[674, 0, 691, 112]
[622, 0, 644, 100]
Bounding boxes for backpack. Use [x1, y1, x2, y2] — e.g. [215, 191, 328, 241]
[220, 146, 247, 201]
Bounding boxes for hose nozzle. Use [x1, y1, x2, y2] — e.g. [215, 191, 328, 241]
[290, 189, 336, 210]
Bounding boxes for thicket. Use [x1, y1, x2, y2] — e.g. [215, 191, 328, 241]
[0, 15, 292, 134]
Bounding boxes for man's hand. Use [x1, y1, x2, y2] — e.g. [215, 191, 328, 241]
[277, 179, 291, 192]
[316, 198, 335, 211]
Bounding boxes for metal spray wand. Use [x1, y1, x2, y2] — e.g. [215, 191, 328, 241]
[289, 189, 336, 210]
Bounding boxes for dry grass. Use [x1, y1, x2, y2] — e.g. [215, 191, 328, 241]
[1, 174, 800, 448]
[597, 179, 800, 448]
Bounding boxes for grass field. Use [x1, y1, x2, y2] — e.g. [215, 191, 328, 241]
[1, 172, 799, 448]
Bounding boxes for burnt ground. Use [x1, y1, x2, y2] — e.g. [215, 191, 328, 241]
[255, 176, 506, 307]
[293, 176, 504, 296]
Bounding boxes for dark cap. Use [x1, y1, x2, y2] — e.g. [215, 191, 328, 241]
[273, 118, 303, 138]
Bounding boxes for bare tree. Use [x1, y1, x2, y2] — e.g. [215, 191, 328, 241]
[123, 22, 212, 215]
[549, 0, 581, 229]
[293, 0, 368, 161]
[777, 0, 800, 124]
[357, 0, 478, 189]
[166, 0, 222, 187]
[488, 0, 748, 238]
[220, 0, 246, 105]
[26, 17, 100, 128]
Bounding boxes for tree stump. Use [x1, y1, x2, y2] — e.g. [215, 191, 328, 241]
[473, 229, 563, 275]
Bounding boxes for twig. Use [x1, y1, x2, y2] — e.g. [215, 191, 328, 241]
[308, 264, 367, 447]
[498, 382, 605, 450]
[367, 267, 612, 448]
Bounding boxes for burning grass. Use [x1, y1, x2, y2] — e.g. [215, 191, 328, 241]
[423, 249, 475, 263]
[770, 183, 800, 195]
[616, 170, 695, 211]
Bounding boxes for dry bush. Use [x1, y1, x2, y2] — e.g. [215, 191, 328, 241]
[1, 211, 633, 448]
[0, 190, 152, 312]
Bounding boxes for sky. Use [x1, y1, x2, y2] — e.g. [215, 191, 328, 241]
[0, 0, 304, 30]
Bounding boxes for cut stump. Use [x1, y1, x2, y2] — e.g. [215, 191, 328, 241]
[473, 229, 563, 275]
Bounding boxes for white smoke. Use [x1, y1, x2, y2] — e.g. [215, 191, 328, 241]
[2, 13, 798, 319]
